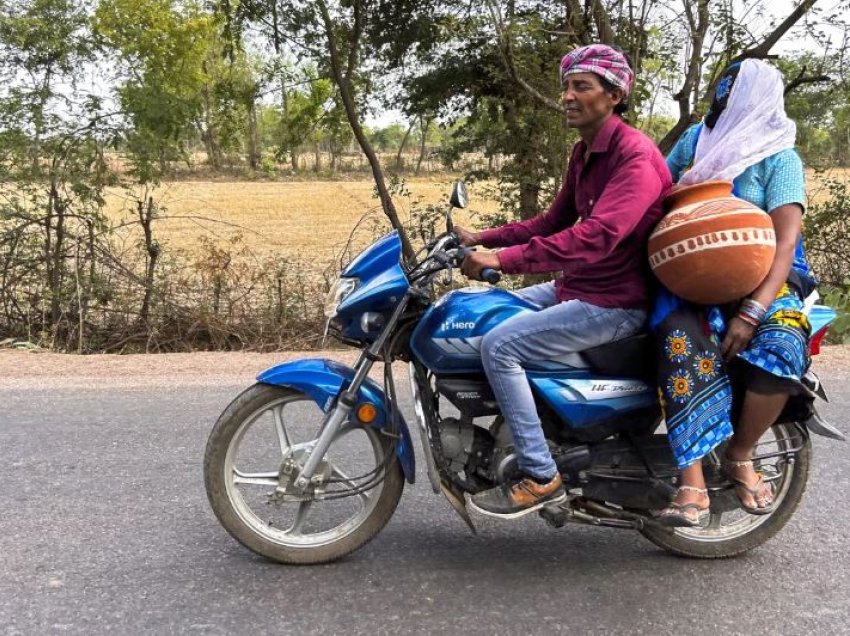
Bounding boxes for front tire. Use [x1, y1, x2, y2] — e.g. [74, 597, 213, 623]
[204, 384, 404, 564]
[640, 422, 810, 559]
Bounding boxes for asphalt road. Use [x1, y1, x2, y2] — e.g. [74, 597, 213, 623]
[2, 363, 850, 635]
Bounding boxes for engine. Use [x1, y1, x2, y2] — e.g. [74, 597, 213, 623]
[432, 415, 522, 488]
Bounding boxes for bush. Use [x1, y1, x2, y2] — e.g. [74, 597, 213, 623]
[804, 177, 850, 344]
[819, 286, 850, 344]
[805, 178, 850, 287]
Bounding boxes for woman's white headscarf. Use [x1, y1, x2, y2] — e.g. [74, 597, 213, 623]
[679, 59, 797, 185]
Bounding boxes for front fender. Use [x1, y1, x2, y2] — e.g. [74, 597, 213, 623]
[257, 358, 415, 483]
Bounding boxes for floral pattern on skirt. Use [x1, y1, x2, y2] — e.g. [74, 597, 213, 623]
[655, 283, 810, 469]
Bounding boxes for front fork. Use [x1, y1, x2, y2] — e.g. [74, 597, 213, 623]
[292, 293, 412, 490]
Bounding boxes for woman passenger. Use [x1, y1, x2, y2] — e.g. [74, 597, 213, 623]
[654, 59, 817, 527]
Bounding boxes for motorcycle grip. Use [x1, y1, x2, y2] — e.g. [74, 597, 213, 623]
[481, 268, 501, 285]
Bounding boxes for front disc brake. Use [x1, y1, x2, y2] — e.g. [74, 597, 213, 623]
[268, 448, 332, 505]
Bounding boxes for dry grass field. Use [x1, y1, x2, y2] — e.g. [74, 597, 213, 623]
[103, 177, 501, 277]
[805, 166, 850, 204]
[102, 167, 850, 279]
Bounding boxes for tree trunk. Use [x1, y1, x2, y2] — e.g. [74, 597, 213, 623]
[198, 122, 221, 169]
[395, 120, 414, 169]
[49, 181, 65, 328]
[415, 116, 431, 176]
[138, 197, 159, 326]
[43, 186, 54, 332]
[316, 0, 414, 262]
[158, 147, 168, 176]
[200, 83, 222, 169]
[518, 178, 540, 221]
[515, 134, 541, 221]
[246, 84, 261, 169]
[269, 1, 297, 174]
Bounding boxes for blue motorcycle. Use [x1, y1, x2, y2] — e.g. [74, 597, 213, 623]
[204, 182, 842, 564]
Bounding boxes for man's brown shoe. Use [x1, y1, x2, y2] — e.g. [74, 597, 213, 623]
[468, 473, 566, 519]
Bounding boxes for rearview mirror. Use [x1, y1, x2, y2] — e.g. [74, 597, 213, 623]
[449, 181, 468, 209]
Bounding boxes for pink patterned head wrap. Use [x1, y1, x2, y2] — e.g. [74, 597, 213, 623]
[560, 44, 634, 96]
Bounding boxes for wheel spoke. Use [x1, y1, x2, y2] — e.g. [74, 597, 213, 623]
[284, 500, 313, 536]
[233, 469, 279, 487]
[273, 405, 292, 456]
[331, 465, 371, 506]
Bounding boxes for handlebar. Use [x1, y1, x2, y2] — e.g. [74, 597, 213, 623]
[480, 268, 502, 285]
[459, 247, 502, 284]
[410, 235, 502, 286]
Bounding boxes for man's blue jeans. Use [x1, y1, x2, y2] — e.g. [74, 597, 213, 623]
[480, 282, 646, 480]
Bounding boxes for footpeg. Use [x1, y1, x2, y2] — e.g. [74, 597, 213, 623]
[805, 410, 846, 441]
[539, 502, 570, 528]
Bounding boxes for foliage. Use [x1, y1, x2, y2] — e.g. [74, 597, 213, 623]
[95, 0, 220, 178]
[804, 178, 850, 287]
[818, 286, 850, 345]
[804, 176, 850, 344]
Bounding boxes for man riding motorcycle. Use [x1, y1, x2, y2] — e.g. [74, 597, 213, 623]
[455, 44, 672, 518]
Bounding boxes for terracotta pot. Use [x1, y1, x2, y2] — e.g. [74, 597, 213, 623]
[648, 181, 776, 305]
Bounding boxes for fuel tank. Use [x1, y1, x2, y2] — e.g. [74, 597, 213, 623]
[410, 287, 538, 374]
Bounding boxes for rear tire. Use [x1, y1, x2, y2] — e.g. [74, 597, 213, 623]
[204, 384, 405, 564]
[639, 422, 810, 559]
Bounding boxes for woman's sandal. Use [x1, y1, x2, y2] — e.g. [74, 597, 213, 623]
[657, 486, 710, 528]
[721, 457, 775, 515]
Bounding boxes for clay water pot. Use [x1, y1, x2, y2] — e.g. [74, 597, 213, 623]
[648, 181, 776, 305]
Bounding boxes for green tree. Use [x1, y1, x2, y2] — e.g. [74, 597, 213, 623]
[0, 0, 115, 346]
[95, 0, 221, 178]
[274, 68, 333, 171]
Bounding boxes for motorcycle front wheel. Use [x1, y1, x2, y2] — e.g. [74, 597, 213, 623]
[204, 384, 404, 564]
[640, 421, 811, 559]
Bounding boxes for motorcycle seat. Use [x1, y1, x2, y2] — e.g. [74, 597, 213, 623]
[581, 332, 655, 380]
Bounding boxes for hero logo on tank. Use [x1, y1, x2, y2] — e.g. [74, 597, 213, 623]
[441, 321, 475, 331]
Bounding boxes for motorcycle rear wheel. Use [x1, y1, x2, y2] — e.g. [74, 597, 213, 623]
[204, 384, 404, 564]
[639, 421, 810, 559]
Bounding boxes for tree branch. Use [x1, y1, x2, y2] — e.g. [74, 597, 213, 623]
[564, 0, 590, 45]
[784, 65, 831, 94]
[746, 0, 818, 58]
[658, 0, 709, 153]
[589, 0, 616, 44]
[485, 0, 564, 114]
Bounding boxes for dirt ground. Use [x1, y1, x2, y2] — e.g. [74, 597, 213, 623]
[1, 345, 848, 390]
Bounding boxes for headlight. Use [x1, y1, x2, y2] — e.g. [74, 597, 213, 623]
[324, 277, 359, 318]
